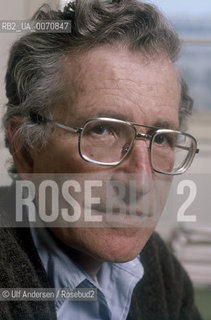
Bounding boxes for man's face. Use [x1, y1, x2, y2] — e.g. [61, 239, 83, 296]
[28, 46, 180, 263]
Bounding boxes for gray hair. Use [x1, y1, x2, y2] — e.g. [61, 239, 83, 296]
[3, 0, 192, 167]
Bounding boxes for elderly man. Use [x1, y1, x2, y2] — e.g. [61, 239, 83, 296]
[0, 0, 201, 319]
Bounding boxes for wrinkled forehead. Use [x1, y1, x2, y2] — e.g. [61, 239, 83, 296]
[57, 45, 180, 126]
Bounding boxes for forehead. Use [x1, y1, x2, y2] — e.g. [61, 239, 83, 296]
[60, 45, 180, 128]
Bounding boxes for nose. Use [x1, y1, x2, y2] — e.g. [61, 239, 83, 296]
[126, 138, 152, 175]
[111, 139, 153, 200]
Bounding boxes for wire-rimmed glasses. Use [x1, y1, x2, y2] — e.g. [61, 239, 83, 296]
[34, 116, 199, 175]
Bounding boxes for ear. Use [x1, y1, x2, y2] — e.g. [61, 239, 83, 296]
[7, 117, 34, 174]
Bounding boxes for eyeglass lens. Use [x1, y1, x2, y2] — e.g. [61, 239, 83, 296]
[80, 119, 195, 173]
[151, 132, 195, 174]
[80, 119, 134, 164]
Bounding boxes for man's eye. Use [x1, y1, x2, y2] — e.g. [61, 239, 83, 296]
[92, 124, 110, 135]
[154, 134, 171, 145]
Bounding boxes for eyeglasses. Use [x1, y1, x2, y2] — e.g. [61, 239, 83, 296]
[34, 116, 199, 175]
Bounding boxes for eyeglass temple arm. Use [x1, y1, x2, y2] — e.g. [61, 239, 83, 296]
[50, 120, 80, 133]
[175, 144, 199, 154]
[29, 112, 80, 133]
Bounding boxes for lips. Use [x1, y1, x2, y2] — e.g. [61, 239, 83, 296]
[90, 201, 153, 216]
[90, 204, 144, 216]
[84, 203, 156, 228]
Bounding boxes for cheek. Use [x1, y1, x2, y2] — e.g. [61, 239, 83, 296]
[32, 136, 95, 174]
[152, 173, 172, 212]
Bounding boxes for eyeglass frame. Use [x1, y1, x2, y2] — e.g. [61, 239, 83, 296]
[30, 114, 199, 175]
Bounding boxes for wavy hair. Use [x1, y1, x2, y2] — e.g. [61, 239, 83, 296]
[3, 0, 192, 169]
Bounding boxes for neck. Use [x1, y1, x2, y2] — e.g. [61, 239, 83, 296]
[71, 250, 102, 282]
[48, 229, 102, 281]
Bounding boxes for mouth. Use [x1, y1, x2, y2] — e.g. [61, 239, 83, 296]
[90, 203, 144, 215]
[84, 204, 156, 228]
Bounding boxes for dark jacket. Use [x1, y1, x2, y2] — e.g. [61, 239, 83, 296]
[0, 186, 202, 320]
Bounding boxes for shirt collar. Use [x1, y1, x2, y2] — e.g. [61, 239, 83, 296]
[30, 226, 144, 319]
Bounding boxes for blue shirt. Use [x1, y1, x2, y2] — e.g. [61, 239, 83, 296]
[30, 226, 144, 320]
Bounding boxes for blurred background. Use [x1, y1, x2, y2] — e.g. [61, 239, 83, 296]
[150, 1, 211, 318]
[0, 0, 210, 318]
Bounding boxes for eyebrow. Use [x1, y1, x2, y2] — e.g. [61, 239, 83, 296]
[152, 120, 179, 131]
[87, 110, 130, 121]
[77, 110, 179, 130]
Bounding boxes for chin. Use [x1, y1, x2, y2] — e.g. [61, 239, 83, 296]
[78, 226, 154, 263]
[50, 226, 154, 264]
